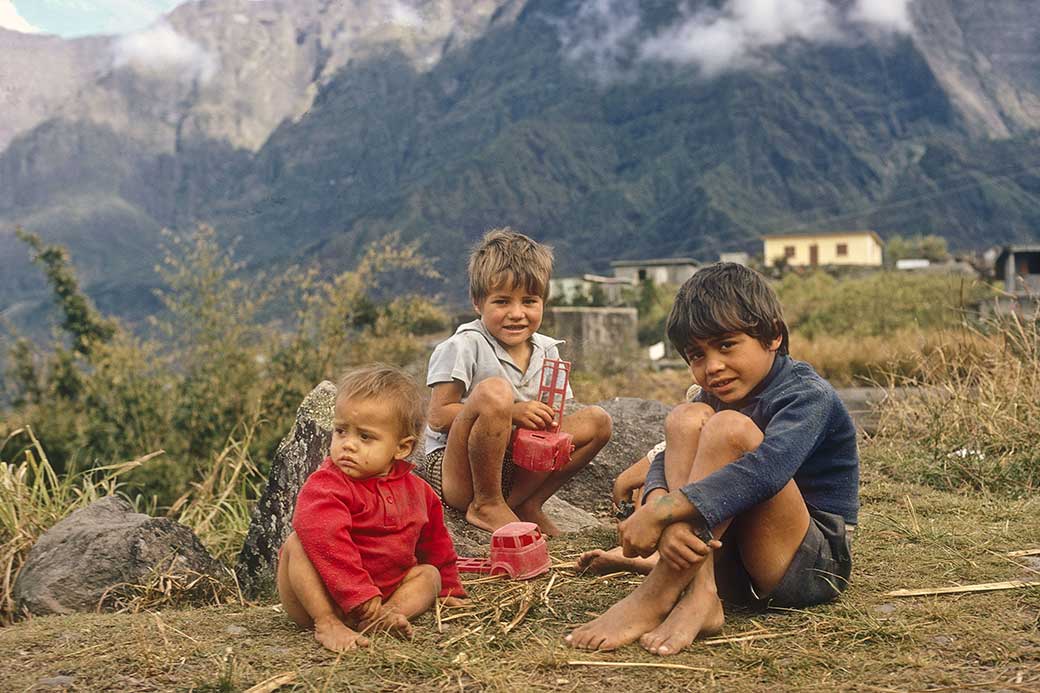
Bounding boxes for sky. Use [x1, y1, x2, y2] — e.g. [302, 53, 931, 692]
[1, 0, 185, 37]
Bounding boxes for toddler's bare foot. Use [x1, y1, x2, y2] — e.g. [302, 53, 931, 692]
[516, 501, 561, 536]
[577, 547, 657, 575]
[465, 500, 520, 533]
[565, 581, 675, 651]
[360, 608, 414, 639]
[314, 616, 369, 653]
[640, 588, 724, 656]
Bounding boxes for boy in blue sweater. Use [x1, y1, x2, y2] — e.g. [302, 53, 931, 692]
[567, 263, 858, 656]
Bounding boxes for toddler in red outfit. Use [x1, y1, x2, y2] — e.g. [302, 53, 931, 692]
[277, 365, 466, 653]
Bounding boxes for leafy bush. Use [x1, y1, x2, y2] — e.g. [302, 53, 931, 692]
[777, 270, 996, 339]
[3, 226, 446, 504]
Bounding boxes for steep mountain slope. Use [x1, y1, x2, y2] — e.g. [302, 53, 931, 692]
[2, 0, 1040, 335]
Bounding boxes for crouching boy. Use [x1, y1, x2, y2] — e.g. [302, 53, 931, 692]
[278, 365, 465, 653]
[422, 228, 612, 535]
[567, 263, 858, 655]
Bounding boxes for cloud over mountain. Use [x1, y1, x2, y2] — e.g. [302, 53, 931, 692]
[112, 20, 217, 82]
[559, 0, 915, 79]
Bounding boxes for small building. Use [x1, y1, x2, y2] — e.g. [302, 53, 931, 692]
[990, 245, 1040, 318]
[549, 274, 631, 306]
[996, 245, 1040, 294]
[762, 231, 883, 268]
[610, 258, 699, 285]
[719, 251, 749, 266]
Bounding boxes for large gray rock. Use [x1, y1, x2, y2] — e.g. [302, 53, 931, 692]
[554, 397, 671, 515]
[235, 380, 336, 597]
[13, 495, 220, 617]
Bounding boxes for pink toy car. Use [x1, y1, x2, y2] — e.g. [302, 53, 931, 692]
[456, 521, 551, 580]
[511, 359, 574, 473]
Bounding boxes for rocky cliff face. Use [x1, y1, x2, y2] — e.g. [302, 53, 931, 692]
[911, 0, 1040, 137]
[0, 29, 110, 150]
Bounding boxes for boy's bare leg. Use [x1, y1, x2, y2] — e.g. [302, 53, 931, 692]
[277, 533, 369, 653]
[565, 547, 705, 650]
[613, 456, 650, 507]
[577, 546, 658, 575]
[640, 410, 810, 656]
[359, 564, 441, 639]
[565, 403, 713, 650]
[574, 404, 709, 574]
[508, 405, 612, 535]
[441, 378, 519, 532]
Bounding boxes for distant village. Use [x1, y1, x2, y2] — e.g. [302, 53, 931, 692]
[546, 231, 1040, 368]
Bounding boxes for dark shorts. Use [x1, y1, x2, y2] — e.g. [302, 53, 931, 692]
[418, 448, 515, 505]
[714, 505, 853, 609]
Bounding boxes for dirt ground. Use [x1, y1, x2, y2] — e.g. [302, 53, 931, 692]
[2, 452, 1039, 692]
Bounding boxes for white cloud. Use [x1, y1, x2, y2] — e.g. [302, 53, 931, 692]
[559, 0, 916, 80]
[849, 0, 913, 33]
[112, 20, 218, 82]
[0, 0, 40, 33]
[388, 1, 422, 28]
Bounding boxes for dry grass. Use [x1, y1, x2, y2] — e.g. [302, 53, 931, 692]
[2, 455, 1038, 692]
[873, 313, 1040, 497]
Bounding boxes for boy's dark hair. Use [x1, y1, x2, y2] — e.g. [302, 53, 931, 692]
[336, 364, 425, 439]
[468, 227, 554, 304]
[666, 262, 789, 360]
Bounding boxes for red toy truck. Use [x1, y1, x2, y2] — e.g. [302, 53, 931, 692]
[456, 521, 551, 580]
[510, 359, 573, 473]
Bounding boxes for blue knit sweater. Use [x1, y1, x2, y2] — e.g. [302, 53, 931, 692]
[643, 354, 859, 529]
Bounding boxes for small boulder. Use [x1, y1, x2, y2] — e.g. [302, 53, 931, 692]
[235, 381, 336, 597]
[13, 495, 220, 617]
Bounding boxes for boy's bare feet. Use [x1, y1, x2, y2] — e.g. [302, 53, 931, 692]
[564, 579, 676, 651]
[639, 588, 724, 656]
[466, 500, 520, 533]
[516, 501, 561, 536]
[360, 608, 414, 639]
[314, 616, 369, 653]
[577, 547, 657, 575]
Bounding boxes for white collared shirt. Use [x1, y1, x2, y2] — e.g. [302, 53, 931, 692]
[423, 319, 572, 454]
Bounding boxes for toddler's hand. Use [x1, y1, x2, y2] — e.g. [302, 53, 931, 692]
[658, 522, 721, 571]
[352, 595, 382, 624]
[440, 595, 470, 608]
[511, 401, 555, 430]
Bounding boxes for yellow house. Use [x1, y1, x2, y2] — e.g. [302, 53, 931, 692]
[762, 231, 883, 268]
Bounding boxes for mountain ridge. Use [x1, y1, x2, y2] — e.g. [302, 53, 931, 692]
[2, 0, 1040, 336]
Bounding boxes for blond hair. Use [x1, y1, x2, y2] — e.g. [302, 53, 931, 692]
[335, 364, 425, 439]
[468, 227, 554, 304]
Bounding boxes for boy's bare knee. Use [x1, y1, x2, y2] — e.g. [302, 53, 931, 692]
[415, 564, 442, 592]
[701, 410, 762, 452]
[587, 405, 613, 444]
[665, 402, 714, 438]
[469, 377, 513, 412]
[281, 531, 302, 557]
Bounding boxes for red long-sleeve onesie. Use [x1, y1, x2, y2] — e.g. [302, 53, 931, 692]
[292, 458, 465, 614]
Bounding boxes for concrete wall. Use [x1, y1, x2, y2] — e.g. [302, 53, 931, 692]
[543, 307, 639, 372]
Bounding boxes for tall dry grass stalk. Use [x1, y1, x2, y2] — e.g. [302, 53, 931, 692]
[168, 410, 264, 564]
[873, 312, 1040, 496]
[0, 427, 161, 624]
